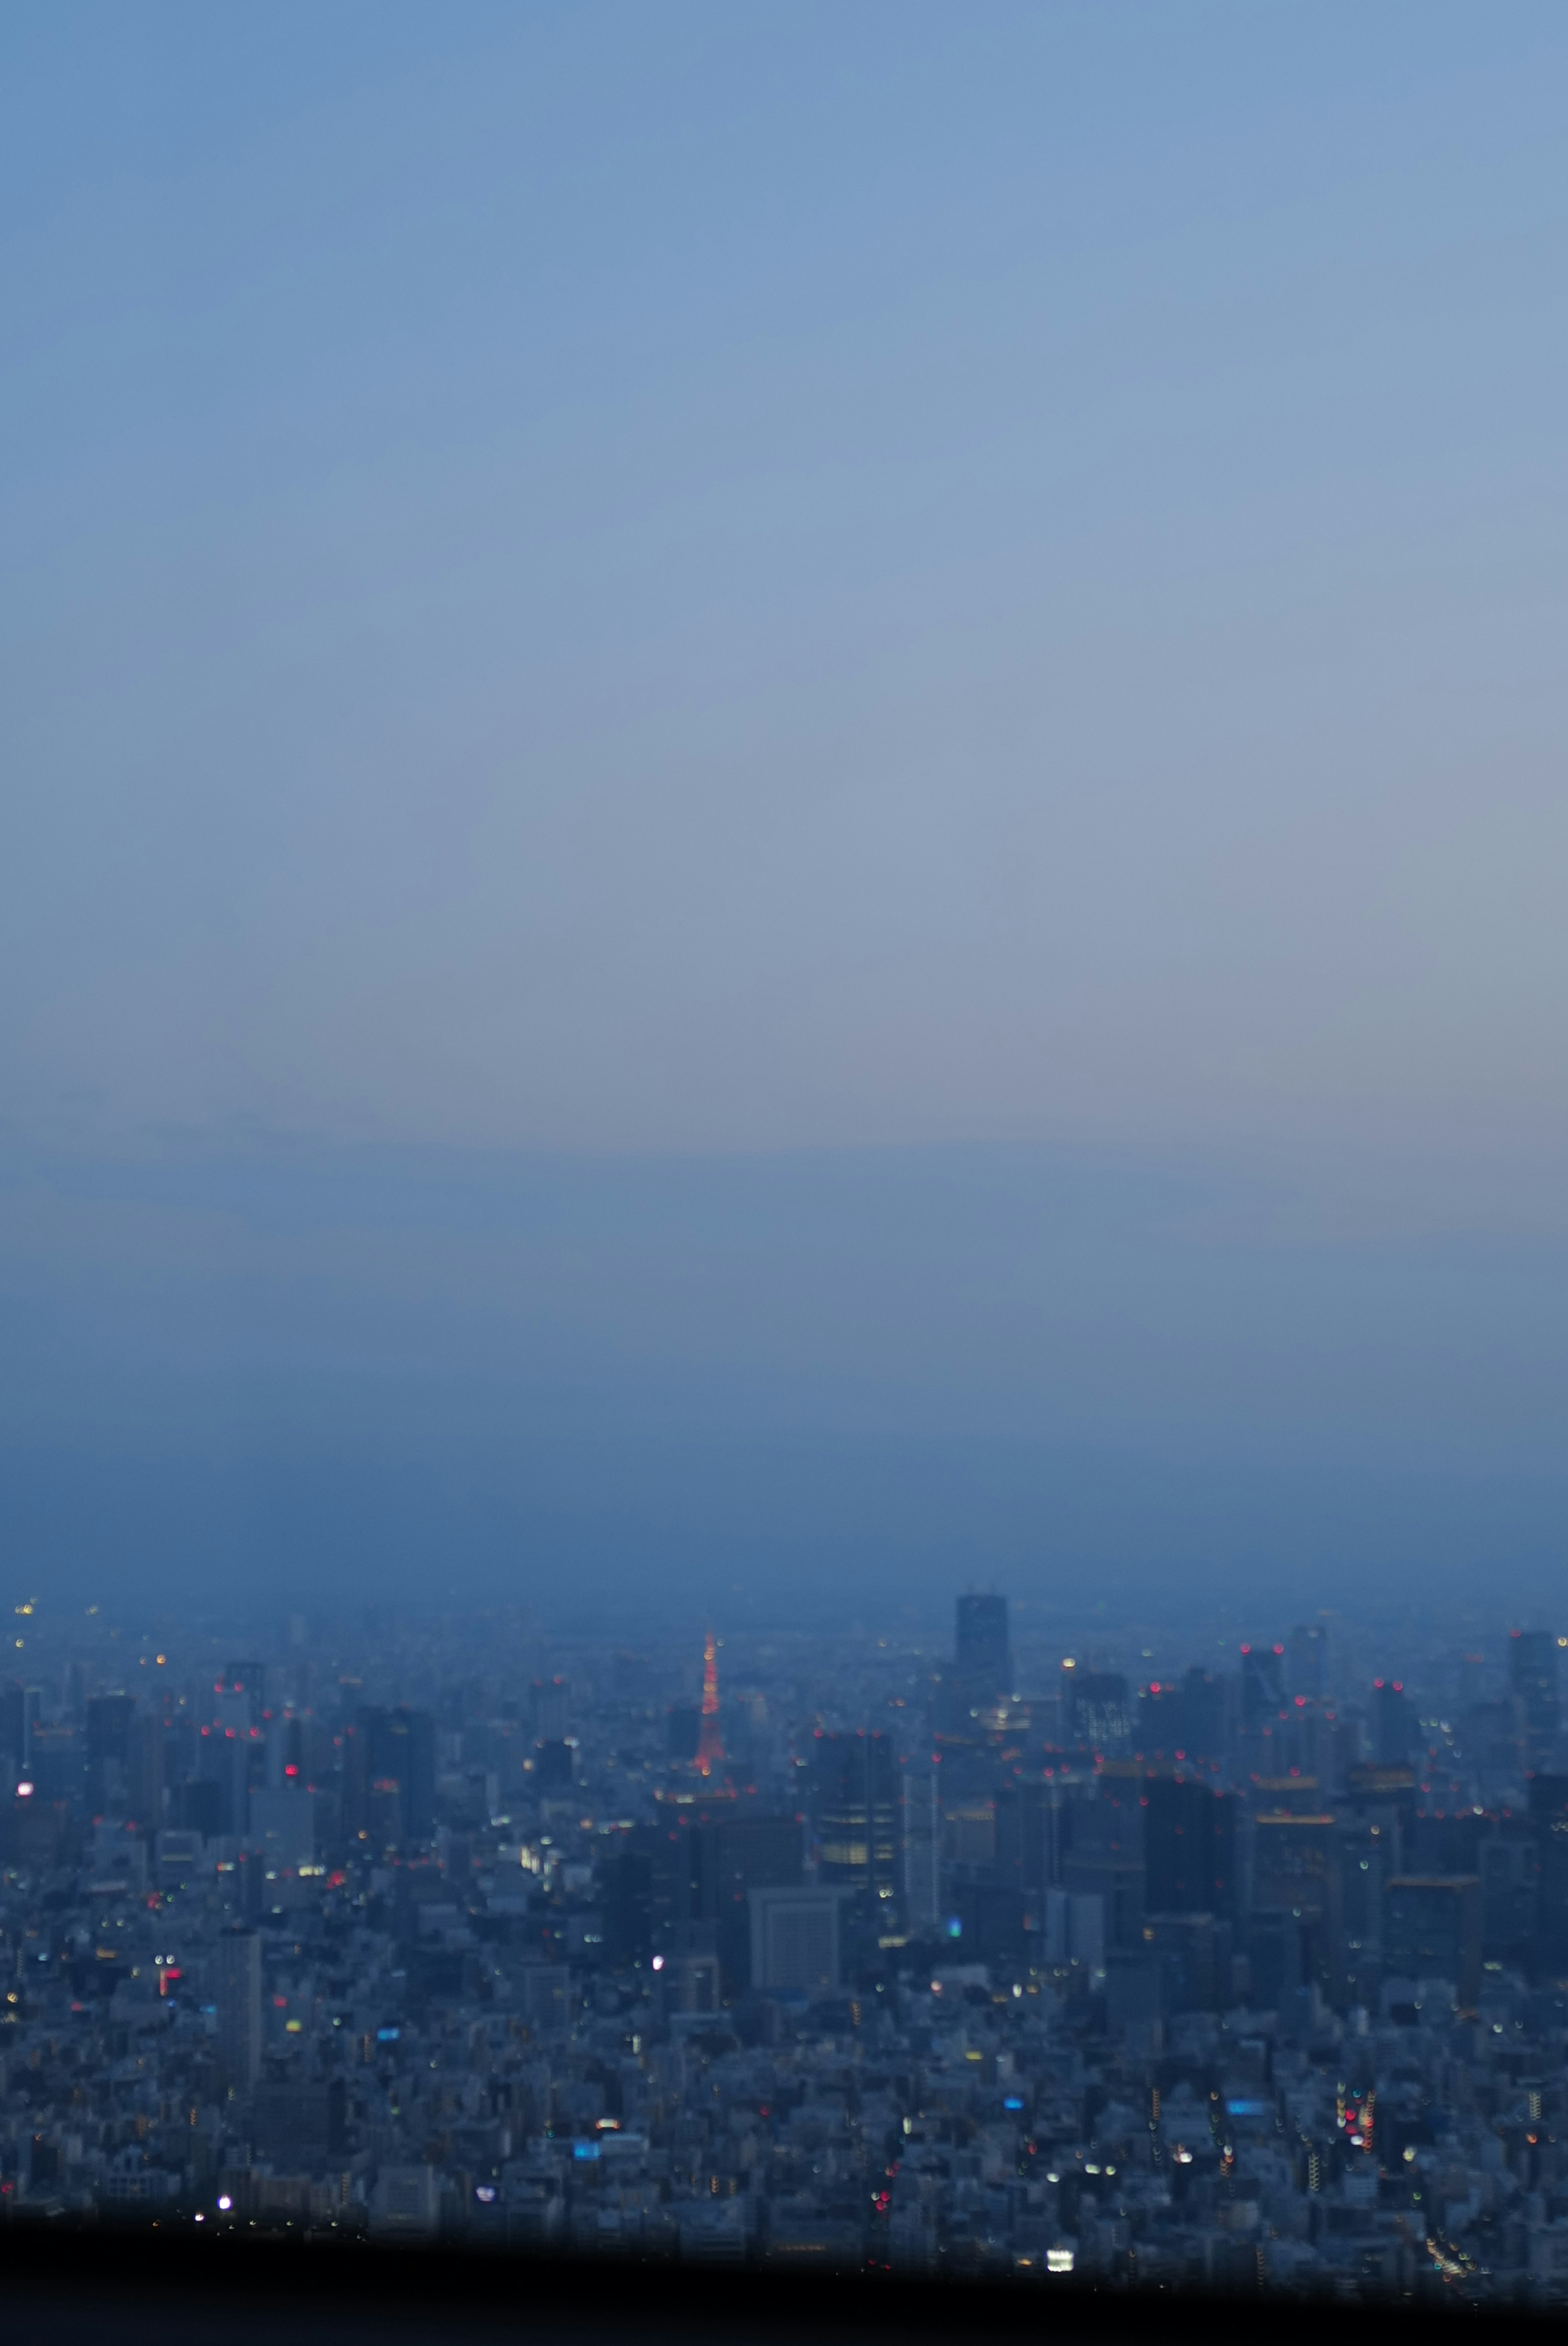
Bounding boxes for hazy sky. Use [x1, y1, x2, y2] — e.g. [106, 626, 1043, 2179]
[3, 4, 1566, 1614]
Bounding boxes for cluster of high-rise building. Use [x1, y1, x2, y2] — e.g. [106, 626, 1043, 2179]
[0, 1592, 1566, 2297]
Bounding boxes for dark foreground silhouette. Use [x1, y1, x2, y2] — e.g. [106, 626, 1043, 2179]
[0, 2222, 1546, 2346]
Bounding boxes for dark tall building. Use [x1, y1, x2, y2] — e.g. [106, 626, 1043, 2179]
[85, 1694, 138, 1816]
[385, 1706, 436, 1841]
[0, 1685, 39, 1775]
[955, 1595, 1011, 1697]
[1287, 1623, 1328, 1702]
[629, 1809, 803, 1988]
[1372, 1679, 1417, 1767]
[995, 1781, 1059, 1900]
[1529, 1773, 1568, 1967]
[1136, 1681, 1186, 1756]
[1180, 1667, 1228, 1760]
[345, 1705, 437, 1846]
[810, 1732, 900, 1909]
[127, 1712, 165, 1829]
[1510, 1631, 1560, 1771]
[1061, 1780, 1144, 1949]
[1383, 1876, 1481, 2007]
[1145, 1779, 1237, 1921]
[602, 1845, 655, 1967]
[1241, 1644, 1286, 1730]
[699, 1812, 804, 1986]
[174, 1778, 224, 1839]
[949, 1877, 1029, 1972]
[1250, 1807, 1340, 1993]
[220, 1663, 266, 1727]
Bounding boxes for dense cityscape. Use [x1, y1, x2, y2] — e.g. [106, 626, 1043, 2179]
[0, 1589, 1566, 2300]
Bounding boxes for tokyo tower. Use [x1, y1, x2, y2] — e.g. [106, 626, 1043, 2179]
[696, 1629, 724, 1776]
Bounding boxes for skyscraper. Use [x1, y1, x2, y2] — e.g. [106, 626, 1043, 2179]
[955, 1594, 1011, 1697]
[1510, 1631, 1560, 1771]
[1241, 1644, 1286, 1731]
[344, 1705, 437, 1847]
[1372, 1679, 1417, 1767]
[1144, 1779, 1237, 1919]
[1286, 1623, 1328, 1702]
[1383, 1875, 1481, 2007]
[85, 1694, 138, 1817]
[0, 1685, 39, 1777]
[215, 1928, 261, 2092]
[901, 1762, 940, 1932]
[811, 1731, 899, 1909]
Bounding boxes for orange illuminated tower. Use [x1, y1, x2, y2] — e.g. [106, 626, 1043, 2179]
[696, 1630, 724, 1776]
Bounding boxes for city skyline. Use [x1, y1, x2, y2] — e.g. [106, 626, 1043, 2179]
[0, 1584, 1564, 2289]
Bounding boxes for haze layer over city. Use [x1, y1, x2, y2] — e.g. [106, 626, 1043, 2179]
[4, 1, 1568, 1619]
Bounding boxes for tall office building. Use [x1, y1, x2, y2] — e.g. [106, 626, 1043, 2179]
[1061, 1784, 1145, 1949]
[1250, 1809, 1339, 1993]
[1241, 1644, 1286, 1731]
[1180, 1667, 1228, 1760]
[601, 1845, 655, 1967]
[955, 1594, 1012, 1698]
[624, 1809, 803, 1989]
[811, 1732, 900, 1909]
[344, 1705, 437, 1846]
[1144, 1780, 1237, 1920]
[994, 1779, 1058, 1900]
[127, 1712, 165, 1830]
[1286, 1623, 1328, 1702]
[901, 1764, 941, 1931]
[1383, 1876, 1481, 2008]
[215, 1928, 262, 2092]
[696, 1811, 803, 1987]
[529, 1678, 570, 1741]
[1372, 1679, 1417, 1766]
[85, 1694, 138, 1816]
[220, 1664, 266, 1729]
[0, 1685, 40, 1778]
[1529, 1774, 1568, 1968]
[1510, 1631, 1560, 1771]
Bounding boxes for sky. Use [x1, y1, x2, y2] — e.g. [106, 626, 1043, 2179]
[2, 2, 1567, 1620]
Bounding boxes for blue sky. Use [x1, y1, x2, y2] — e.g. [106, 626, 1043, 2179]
[2, 4, 1566, 1613]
